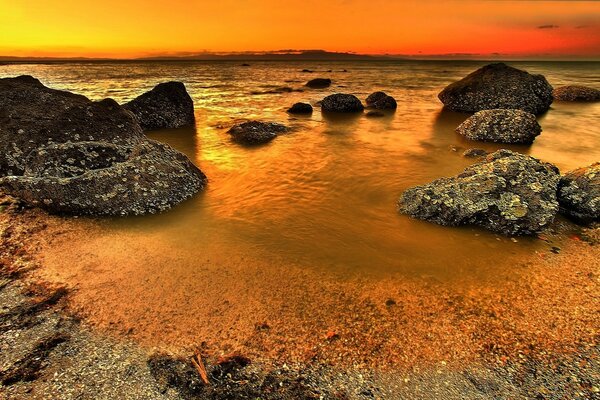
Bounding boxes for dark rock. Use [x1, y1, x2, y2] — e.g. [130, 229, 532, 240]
[287, 102, 313, 114]
[305, 78, 332, 89]
[251, 86, 303, 95]
[227, 121, 287, 144]
[456, 109, 541, 144]
[301, 69, 313, 73]
[366, 111, 385, 118]
[438, 63, 553, 115]
[240, 63, 250, 67]
[553, 86, 600, 102]
[398, 150, 560, 235]
[462, 148, 488, 158]
[558, 162, 600, 223]
[321, 94, 364, 113]
[366, 91, 397, 110]
[124, 81, 195, 130]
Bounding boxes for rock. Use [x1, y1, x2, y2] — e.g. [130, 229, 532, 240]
[366, 111, 385, 118]
[321, 94, 364, 113]
[398, 150, 560, 235]
[306, 78, 332, 89]
[0, 75, 207, 216]
[241, 63, 250, 67]
[251, 86, 303, 95]
[558, 162, 600, 223]
[124, 81, 195, 130]
[456, 109, 541, 144]
[287, 102, 313, 114]
[462, 148, 488, 158]
[301, 69, 313, 73]
[366, 91, 397, 110]
[0, 140, 207, 216]
[227, 121, 287, 144]
[438, 63, 553, 115]
[553, 86, 600, 102]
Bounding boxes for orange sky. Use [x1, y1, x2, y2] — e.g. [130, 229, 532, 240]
[1, 0, 599, 59]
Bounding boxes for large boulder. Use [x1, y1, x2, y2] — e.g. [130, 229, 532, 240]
[438, 63, 553, 115]
[366, 91, 397, 110]
[398, 150, 560, 235]
[558, 163, 600, 223]
[456, 109, 541, 144]
[321, 94, 364, 113]
[227, 121, 288, 145]
[305, 78, 331, 89]
[124, 82, 195, 130]
[0, 76, 206, 216]
[287, 102, 313, 114]
[553, 86, 600, 102]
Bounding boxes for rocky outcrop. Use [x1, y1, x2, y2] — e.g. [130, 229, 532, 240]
[227, 121, 288, 144]
[456, 109, 541, 144]
[553, 86, 600, 102]
[287, 102, 313, 114]
[366, 91, 397, 110]
[438, 63, 553, 115]
[124, 82, 195, 130]
[305, 78, 331, 89]
[398, 150, 560, 235]
[0, 75, 206, 216]
[320, 94, 364, 113]
[558, 162, 600, 223]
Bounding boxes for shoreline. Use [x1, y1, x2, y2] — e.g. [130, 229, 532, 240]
[1, 193, 599, 399]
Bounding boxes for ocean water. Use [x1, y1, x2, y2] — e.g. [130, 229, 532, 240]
[1, 60, 599, 281]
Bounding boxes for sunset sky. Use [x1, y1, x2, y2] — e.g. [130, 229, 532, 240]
[1, 0, 599, 59]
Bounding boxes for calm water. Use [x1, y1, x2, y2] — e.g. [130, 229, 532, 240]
[2, 60, 600, 279]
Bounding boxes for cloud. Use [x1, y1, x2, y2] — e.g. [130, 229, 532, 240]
[537, 24, 559, 29]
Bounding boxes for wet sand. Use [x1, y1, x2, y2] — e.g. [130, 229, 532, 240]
[1, 193, 599, 398]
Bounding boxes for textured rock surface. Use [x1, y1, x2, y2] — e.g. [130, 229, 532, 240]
[124, 81, 195, 130]
[366, 91, 397, 110]
[305, 78, 331, 89]
[456, 109, 542, 144]
[0, 75, 206, 215]
[462, 148, 488, 158]
[321, 94, 364, 113]
[227, 121, 288, 144]
[398, 150, 560, 235]
[287, 102, 313, 114]
[558, 162, 600, 222]
[553, 86, 600, 102]
[438, 63, 553, 115]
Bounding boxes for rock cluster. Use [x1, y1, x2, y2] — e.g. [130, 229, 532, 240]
[124, 81, 195, 130]
[553, 86, 600, 102]
[366, 91, 397, 110]
[456, 109, 542, 144]
[398, 150, 560, 235]
[0, 76, 206, 216]
[558, 162, 599, 222]
[321, 94, 364, 113]
[227, 121, 288, 144]
[438, 63, 554, 115]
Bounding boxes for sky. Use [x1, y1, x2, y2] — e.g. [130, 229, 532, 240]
[0, 0, 599, 59]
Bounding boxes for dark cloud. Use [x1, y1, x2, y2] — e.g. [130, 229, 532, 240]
[537, 24, 559, 29]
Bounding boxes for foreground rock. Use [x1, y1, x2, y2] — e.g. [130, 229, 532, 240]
[227, 121, 288, 144]
[366, 91, 397, 110]
[305, 78, 331, 89]
[124, 81, 195, 130]
[553, 85, 600, 102]
[321, 94, 364, 113]
[456, 109, 541, 144]
[438, 63, 553, 115]
[398, 150, 560, 235]
[287, 102, 313, 114]
[0, 75, 206, 216]
[558, 162, 600, 223]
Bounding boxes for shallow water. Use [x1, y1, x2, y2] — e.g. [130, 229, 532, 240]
[1, 60, 599, 281]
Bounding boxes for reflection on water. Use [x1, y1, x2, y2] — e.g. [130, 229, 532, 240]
[2, 60, 599, 281]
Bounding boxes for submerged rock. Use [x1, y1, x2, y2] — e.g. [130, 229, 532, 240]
[0, 75, 206, 216]
[124, 81, 195, 130]
[558, 162, 600, 223]
[438, 63, 553, 115]
[553, 86, 600, 102]
[462, 148, 488, 158]
[366, 91, 397, 110]
[227, 121, 288, 144]
[456, 109, 541, 144]
[305, 78, 332, 89]
[366, 111, 385, 118]
[321, 94, 364, 113]
[398, 150, 560, 235]
[287, 102, 313, 114]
